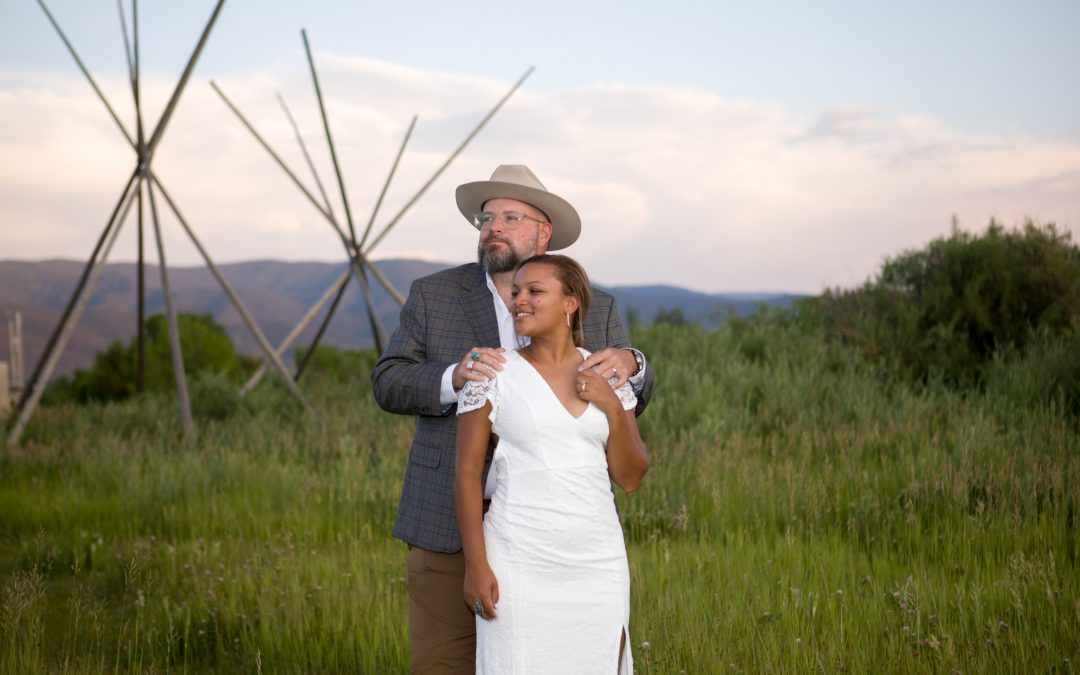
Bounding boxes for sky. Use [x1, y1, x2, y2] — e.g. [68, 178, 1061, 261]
[1, 0, 1078, 294]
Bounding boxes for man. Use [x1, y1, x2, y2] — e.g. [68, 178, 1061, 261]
[372, 164, 654, 674]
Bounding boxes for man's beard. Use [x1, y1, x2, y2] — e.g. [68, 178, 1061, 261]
[478, 234, 537, 274]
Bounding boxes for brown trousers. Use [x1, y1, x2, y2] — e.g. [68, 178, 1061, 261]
[406, 546, 476, 674]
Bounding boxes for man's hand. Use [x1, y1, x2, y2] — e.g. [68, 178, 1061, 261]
[578, 347, 638, 389]
[452, 347, 506, 391]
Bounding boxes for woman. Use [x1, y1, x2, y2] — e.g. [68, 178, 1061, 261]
[455, 254, 650, 674]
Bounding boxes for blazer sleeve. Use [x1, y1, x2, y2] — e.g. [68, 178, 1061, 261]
[598, 294, 655, 417]
[371, 279, 453, 417]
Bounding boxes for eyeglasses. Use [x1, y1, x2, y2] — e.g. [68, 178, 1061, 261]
[472, 211, 547, 229]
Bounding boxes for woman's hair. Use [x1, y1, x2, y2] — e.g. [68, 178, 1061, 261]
[516, 254, 591, 347]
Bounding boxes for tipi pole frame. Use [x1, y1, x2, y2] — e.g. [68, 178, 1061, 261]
[9, 0, 313, 446]
[8, 180, 139, 446]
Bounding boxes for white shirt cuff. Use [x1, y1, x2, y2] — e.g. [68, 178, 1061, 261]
[440, 364, 458, 407]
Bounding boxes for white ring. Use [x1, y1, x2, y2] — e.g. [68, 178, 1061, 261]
[466, 361, 474, 370]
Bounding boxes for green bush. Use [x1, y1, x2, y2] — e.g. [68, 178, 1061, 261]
[189, 370, 242, 421]
[808, 220, 1080, 386]
[45, 313, 254, 405]
[985, 331, 1080, 421]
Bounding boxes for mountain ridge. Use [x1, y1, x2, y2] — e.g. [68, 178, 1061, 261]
[0, 259, 804, 377]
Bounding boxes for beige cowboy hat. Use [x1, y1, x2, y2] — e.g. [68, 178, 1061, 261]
[456, 164, 581, 250]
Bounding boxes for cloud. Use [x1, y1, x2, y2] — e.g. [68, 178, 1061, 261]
[1, 56, 1078, 294]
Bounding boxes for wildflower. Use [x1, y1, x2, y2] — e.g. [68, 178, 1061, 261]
[998, 621, 1008, 630]
[640, 641, 650, 652]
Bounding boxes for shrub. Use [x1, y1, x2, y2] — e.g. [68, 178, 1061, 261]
[45, 313, 253, 405]
[810, 220, 1080, 385]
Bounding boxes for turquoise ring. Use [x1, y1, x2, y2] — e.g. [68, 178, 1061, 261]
[472, 599, 484, 616]
[470, 352, 481, 360]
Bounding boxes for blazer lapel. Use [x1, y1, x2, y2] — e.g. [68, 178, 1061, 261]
[460, 268, 501, 348]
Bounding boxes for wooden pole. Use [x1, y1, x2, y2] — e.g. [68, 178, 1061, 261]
[36, 0, 135, 146]
[8, 182, 138, 446]
[9, 311, 24, 390]
[132, 0, 147, 393]
[148, 174, 314, 415]
[144, 0, 227, 157]
[293, 271, 351, 381]
[277, 92, 336, 219]
[16, 169, 139, 413]
[301, 29, 358, 245]
[363, 66, 535, 256]
[210, 81, 337, 227]
[240, 267, 350, 396]
[363, 257, 406, 306]
[358, 115, 416, 251]
[145, 180, 194, 440]
[354, 266, 388, 353]
[0, 363, 9, 419]
[211, 81, 404, 308]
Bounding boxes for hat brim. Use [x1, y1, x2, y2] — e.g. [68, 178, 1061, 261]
[456, 180, 581, 251]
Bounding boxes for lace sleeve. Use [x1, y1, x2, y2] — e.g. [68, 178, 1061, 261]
[616, 381, 637, 411]
[456, 377, 499, 423]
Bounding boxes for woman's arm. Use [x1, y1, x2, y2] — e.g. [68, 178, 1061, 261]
[605, 409, 649, 492]
[578, 371, 650, 492]
[454, 405, 500, 619]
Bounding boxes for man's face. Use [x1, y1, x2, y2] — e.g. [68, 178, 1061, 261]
[476, 198, 553, 274]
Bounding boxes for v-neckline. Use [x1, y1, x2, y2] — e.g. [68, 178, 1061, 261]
[515, 348, 592, 421]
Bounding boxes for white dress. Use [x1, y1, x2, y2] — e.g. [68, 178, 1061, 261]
[458, 348, 638, 675]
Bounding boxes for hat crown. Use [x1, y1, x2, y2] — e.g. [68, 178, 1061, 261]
[488, 164, 547, 193]
[455, 164, 582, 250]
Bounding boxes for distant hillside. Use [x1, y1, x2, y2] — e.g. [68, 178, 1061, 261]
[605, 284, 798, 327]
[0, 259, 803, 377]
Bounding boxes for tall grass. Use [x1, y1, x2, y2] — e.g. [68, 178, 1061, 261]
[1, 318, 1077, 672]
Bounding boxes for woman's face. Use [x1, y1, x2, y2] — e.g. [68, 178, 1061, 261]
[511, 262, 577, 338]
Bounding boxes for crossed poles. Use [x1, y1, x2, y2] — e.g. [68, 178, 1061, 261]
[10, 0, 313, 446]
[210, 31, 533, 395]
[9, 2, 533, 446]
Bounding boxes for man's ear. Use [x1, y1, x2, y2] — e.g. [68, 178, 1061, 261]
[535, 222, 553, 253]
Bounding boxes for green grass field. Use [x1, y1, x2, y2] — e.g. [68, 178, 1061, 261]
[2, 319, 1077, 673]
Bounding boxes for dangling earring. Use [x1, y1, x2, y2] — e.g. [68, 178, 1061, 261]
[566, 312, 571, 328]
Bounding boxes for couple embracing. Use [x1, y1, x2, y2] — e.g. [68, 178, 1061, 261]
[372, 165, 655, 674]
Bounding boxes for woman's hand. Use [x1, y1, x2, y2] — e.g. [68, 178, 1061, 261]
[464, 562, 500, 620]
[576, 369, 622, 416]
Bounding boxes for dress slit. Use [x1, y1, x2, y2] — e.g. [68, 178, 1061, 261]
[616, 625, 630, 675]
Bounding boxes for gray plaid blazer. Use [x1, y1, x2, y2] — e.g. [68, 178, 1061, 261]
[371, 263, 655, 553]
